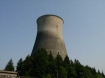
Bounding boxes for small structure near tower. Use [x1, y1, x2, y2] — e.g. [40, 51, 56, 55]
[31, 14, 67, 59]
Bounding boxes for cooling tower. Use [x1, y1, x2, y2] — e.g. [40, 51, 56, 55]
[31, 14, 67, 59]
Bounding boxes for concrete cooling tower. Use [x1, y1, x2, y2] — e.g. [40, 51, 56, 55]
[31, 14, 67, 59]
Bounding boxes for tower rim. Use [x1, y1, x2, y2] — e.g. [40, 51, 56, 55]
[36, 14, 64, 24]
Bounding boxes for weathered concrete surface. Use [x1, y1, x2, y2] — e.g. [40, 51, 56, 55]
[31, 14, 67, 59]
[0, 70, 17, 77]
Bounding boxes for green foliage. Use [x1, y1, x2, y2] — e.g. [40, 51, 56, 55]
[58, 66, 67, 78]
[46, 74, 51, 78]
[4, 59, 14, 71]
[14, 48, 105, 78]
[16, 58, 24, 76]
[33, 48, 49, 77]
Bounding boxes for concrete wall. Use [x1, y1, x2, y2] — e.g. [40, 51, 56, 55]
[31, 14, 67, 59]
[0, 70, 17, 77]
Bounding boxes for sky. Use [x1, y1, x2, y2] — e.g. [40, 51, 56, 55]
[0, 0, 105, 74]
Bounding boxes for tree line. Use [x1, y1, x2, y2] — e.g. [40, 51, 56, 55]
[4, 48, 105, 78]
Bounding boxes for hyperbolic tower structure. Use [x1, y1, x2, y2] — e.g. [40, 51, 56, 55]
[31, 14, 67, 59]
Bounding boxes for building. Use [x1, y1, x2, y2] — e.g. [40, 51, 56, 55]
[0, 70, 17, 77]
[31, 14, 68, 59]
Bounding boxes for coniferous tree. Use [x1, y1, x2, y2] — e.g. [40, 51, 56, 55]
[48, 51, 54, 62]
[55, 52, 63, 67]
[74, 59, 84, 78]
[101, 71, 105, 77]
[16, 58, 24, 76]
[15, 48, 105, 78]
[55, 53, 64, 78]
[58, 66, 67, 78]
[47, 51, 55, 77]
[4, 59, 14, 71]
[32, 48, 48, 77]
[63, 55, 70, 68]
[23, 54, 32, 76]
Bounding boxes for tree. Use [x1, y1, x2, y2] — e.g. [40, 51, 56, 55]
[74, 59, 84, 78]
[46, 51, 55, 77]
[16, 58, 24, 76]
[15, 49, 105, 78]
[32, 48, 49, 77]
[55, 52, 63, 67]
[101, 71, 105, 77]
[4, 59, 14, 71]
[58, 66, 67, 78]
[63, 55, 70, 70]
[48, 51, 54, 62]
[67, 66, 76, 78]
[23, 54, 32, 76]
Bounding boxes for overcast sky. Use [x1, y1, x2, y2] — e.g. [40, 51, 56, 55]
[0, 0, 105, 73]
